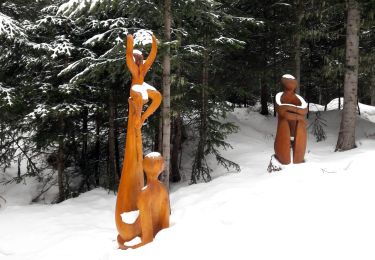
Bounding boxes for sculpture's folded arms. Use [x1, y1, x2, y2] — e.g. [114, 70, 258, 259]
[275, 92, 307, 109]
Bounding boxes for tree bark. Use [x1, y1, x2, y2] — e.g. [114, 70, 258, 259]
[338, 83, 341, 110]
[108, 88, 118, 190]
[260, 76, 269, 115]
[371, 75, 375, 106]
[114, 90, 121, 179]
[294, 0, 303, 95]
[336, 0, 360, 151]
[57, 115, 65, 202]
[171, 115, 182, 182]
[191, 50, 209, 183]
[94, 114, 101, 187]
[81, 107, 89, 190]
[161, 0, 171, 189]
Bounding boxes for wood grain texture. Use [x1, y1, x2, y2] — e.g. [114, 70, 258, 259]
[274, 78, 307, 164]
[116, 34, 169, 249]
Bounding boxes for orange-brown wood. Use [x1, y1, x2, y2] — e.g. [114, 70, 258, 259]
[115, 34, 163, 248]
[126, 34, 157, 86]
[274, 76, 308, 164]
[117, 153, 170, 249]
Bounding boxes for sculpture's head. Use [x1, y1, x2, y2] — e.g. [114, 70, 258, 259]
[133, 50, 144, 66]
[143, 152, 165, 180]
[281, 74, 297, 92]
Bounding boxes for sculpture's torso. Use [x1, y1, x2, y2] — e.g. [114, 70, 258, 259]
[280, 92, 301, 137]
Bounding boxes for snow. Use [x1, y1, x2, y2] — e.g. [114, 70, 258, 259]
[133, 29, 153, 46]
[275, 92, 308, 109]
[1, 101, 375, 259]
[131, 83, 156, 100]
[183, 44, 205, 55]
[0, 84, 13, 106]
[121, 210, 139, 224]
[124, 236, 141, 247]
[57, 0, 103, 17]
[213, 36, 246, 46]
[145, 152, 162, 158]
[0, 12, 25, 39]
[83, 32, 107, 46]
[282, 74, 296, 79]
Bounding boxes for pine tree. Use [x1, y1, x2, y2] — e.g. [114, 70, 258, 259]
[336, 0, 360, 151]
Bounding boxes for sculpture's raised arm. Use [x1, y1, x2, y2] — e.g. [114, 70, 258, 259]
[142, 35, 158, 75]
[126, 34, 138, 77]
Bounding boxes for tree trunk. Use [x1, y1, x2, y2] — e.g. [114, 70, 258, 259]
[94, 114, 101, 187]
[81, 107, 89, 190]
[161, 0, 171, 189]
[336, 0, 360, 151]
[114, 90, 121, 179]
[371, 75, 375, 106]
[260, 76, 269, 115]
[294, 0, 303, 95]
[191, 50, 209, 183]
[108, 88, 118, 190]
[57, 116, 65, 202]
[338, 83, 341, 110]
[171, 115, 182, 182]
[294, 0, 304, 94]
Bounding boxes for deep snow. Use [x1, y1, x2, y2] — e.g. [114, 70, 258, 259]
[1, 101, 375, 260]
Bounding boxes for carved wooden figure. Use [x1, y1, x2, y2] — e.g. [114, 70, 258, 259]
[115, 34, 162, 247]
[117, 153, 170, 250]
[274, 74, 308, 164]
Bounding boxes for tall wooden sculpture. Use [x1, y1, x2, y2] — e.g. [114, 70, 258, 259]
[274, 74, 308, 164]
[115, 34, 168, 249]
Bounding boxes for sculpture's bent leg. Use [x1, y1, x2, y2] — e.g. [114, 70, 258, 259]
[274, 118, 291, 164]
[116, 217, 141, 248]
[292, 120, 307, 163]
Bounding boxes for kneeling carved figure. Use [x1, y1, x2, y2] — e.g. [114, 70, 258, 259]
[274, 74, 308, 164]
[117, 153, 170, 249]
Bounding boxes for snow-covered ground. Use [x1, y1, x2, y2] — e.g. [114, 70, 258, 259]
[1, 102, 375, 260]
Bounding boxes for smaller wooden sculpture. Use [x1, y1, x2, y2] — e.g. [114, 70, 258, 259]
[117, 152, 170, 250]
[274, 74, 308, 164]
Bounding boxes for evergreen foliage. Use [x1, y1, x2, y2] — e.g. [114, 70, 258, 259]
[1, 0, 375, 201]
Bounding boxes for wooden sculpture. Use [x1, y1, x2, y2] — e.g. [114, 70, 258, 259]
[117, 153, 170, 249]
[115, 33, 162, 248]
[274, 74, 308, 164]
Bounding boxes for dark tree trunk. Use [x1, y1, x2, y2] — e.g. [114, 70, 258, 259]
[371, 75, 375, 106]
[81, 107, 89, 190]
[294, 0, 303, 95]
[57, 116, 65, 202]
[161, 0, 172, 189]
[338, 83, 341, 110]
[336, 0, 360, 151]
[108, 88, 118, 190]
[114, 89, 121, 179]
[191, 49, 209, 183]
[171, 115, 182, 182]
[260, 76, 269, 115]
[94, 114, 101, 187]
